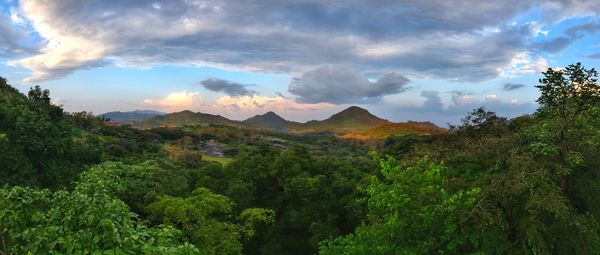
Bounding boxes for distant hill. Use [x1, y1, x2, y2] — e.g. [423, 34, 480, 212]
[129, 106, 446, 139]
[243, 111, 297, 131]
[338, 121, 447, 141]
[286, 106, 389, 134]
[100, 110, 165, 122]
[133, 110, 238, 129]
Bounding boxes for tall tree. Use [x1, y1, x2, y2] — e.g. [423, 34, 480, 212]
[535, 62, 600, 193]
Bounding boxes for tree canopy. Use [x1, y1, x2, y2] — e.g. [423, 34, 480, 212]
[1, 62, 600, 254]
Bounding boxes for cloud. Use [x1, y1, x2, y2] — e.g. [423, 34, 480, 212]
[275, 92, 286, 99]
[529, 22, 600, 54]
[503, 83, 527, 91]
[11, 0, 594, 83]
[369, 90, 537, 126]
[0, 13, 34, 57]
[564, 22, 600, 37]
[385, 90, 535, 125]
[288, 66, 409, 104]
[201, 78, 254, 96]
[9, 7, 26, 25]
[9, 0, 600, 83]
[499, 51, 548, 77]
[531, 36, 574, 53]
[588, 53, 600, 59]
[421, 91, 444, 113]
[539, 0, 600, 22]
[143, 91, 202, 112]
[216, 94, 333, 112]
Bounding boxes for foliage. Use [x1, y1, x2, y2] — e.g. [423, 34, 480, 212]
[86, 161, 191, 216]
[320, 158, 487, 254]
[218, 144, 372, 254]
[146, 188, 275, 255]
[534, 62, 600, 193]
[536, 62, 600, 121]
[0, 169, 198, 254]
[0, 79, 101, 188]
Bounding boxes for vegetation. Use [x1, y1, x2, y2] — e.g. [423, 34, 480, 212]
[134, 104, 439, 140]
[1, 62, 600, 254]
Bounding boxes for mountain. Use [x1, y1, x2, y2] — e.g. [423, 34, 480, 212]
[243, 111, 297, 131]
[129, 106, 446, 140]
[286, 106, 389, 134]
[133, 110, 238, 129]
[100, 110, 165, 122]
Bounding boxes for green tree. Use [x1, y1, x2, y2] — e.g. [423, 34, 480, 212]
[88, 160, 191, 216]
[535, 62, 600, 193]
[320, 157, 487, 254]
[220, 144, 371, 254]
[146, 188, 274, 255]
[0, 164, 198, 254]
[0, 78, 101, 188]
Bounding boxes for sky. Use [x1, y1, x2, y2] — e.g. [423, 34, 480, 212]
[1, 0, 599, 125]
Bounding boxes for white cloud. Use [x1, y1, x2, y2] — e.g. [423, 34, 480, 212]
[9, 7, 25, 25]
[499, 51, 549, 77]
[485, 94, 497, 100]
[143, 91, 202, 112]
[216, 94, 333, 112]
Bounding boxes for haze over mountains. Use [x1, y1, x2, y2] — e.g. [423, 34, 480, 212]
[100, 110, 165, 122]
[128, 106, 446, 140]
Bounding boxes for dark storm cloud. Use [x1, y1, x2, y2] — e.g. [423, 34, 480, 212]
[288, 66, 409, 104]
[200, 78, 254, 96]
[503, 83, 526, 91]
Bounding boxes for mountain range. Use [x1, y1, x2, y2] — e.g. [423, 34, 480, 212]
[132, 106, 447, 140]
[100, 110, 165, 122]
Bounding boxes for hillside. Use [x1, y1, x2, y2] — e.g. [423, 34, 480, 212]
[244, 111, 297, 131]
[337, 121, 447, 141]
[133, 110, 239, 129]
[100, 110, 164, 122]
[286, 106, 389, 134]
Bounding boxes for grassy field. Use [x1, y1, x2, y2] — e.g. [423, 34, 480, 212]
[201, 154, 233, 165]
[163, 144, 233, 165]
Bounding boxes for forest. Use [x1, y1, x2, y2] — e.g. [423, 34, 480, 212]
[1, 62, 600, 254]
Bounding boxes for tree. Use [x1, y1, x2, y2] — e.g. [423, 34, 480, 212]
[89, 161, 191, 216]
[0, 164, 199, 254]
[146, 188, 274, 255]
[450, 107, 507, 133]
[0, 78, 101, 188]
[535, 62, 600, 193]
[216, 144, 370, 254]
[320, 157, 488, 254]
